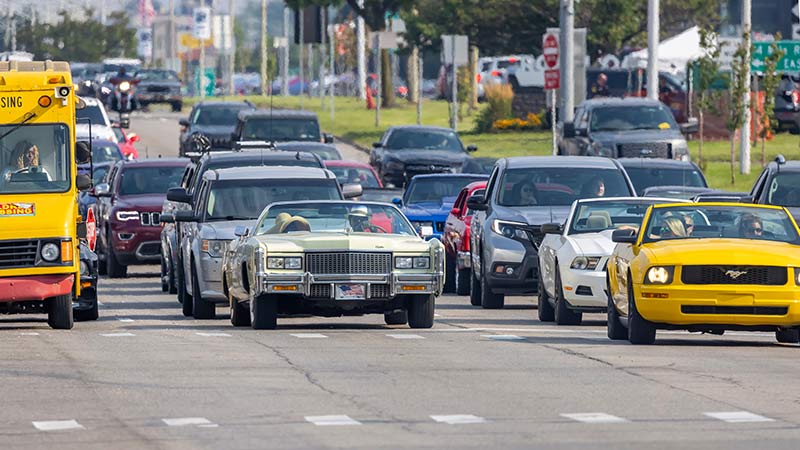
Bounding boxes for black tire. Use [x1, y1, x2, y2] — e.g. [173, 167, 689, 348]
[168, 259, 177, 295]
[775, 329, 799, 344]
[47, 294, 74, 330]
[384, 310, 408, 325]
[191, 262, 216, 320]
[171, 102, 183, 112]
[469, 264, 482, 306]
[554, 267, 582, 325]
[407, 294, 435, 328]
[455, 267, 471, 296]
[160, 258, 169, 292]
[229, 285, 250, 327]
[480, 259, 504, 309]
[106, 245, 127, 278]
[178, 264, 193, 317]
[251, 294, 278, 330]
[74, 295, 99, 322]
[628, 278, 656, 345]
[443, 253, 456, 293]
[606, 278, 627, 340]
[537, 276, 555, 322]
[98, 257, 107, 276]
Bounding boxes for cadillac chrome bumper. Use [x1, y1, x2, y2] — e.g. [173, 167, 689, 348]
[255, 272, 443, 298]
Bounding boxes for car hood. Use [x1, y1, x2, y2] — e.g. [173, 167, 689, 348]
[254, 232, 432, 253]
[201, 220, 257, 239]
[115, 194, 168, 211]
[591, 129, 684, 143]
[384, 149, 469, 165]
[190, 124, 236, 137]
[403, 198, 458, 220]
[495, 204, 572, 227]
[643, 238, 800, 266]
[570, 230, 616, 256]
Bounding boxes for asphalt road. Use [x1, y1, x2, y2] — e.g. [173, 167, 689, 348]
[1, 110, 799, 449]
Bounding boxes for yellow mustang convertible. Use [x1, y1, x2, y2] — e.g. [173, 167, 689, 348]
[222, 201, 444, 330]
[607, 203, 800, 345]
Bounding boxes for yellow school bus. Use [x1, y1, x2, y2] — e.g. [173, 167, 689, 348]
[0, 61, 91, 329]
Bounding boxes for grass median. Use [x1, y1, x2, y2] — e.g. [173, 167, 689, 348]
[183, 95, 800, 190]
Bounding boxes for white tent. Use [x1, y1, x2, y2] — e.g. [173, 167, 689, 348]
[621, 26, 704, 76]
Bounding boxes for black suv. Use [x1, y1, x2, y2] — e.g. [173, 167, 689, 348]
[134, 69, 183, 112]
[231, 109, 333, 144]
[749, 155, 800, 222]
[179, 101, 256, 156]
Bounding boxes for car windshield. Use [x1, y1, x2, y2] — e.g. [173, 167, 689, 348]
[118, 165, 185, 196]
[327, 166, 381, 188]
[405, 176, 487, 204]
[278, 146, 339, 160]
[0, 124, 71, 194]
[497, 168, 630, 206]
[92, 142, 123, 163]
[256, 202, 416, 235]
[205, 179, 341, 221]
[205, 157, 322, 174]
[193, 106, 250, 127]
[135, 70, 179, 81]
[242, 118, 321, 142]
[766, 173, 800, 207]
[624, 166, 706, 191]
[644, 206, 800, 243]
[590, 105, 677, 132]
[385, 129, 463, 152]
[568, 200, 672, 235]
[76, 105, 107, 127]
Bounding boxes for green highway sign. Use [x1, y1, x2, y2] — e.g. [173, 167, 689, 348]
[752, 40, 800, 73]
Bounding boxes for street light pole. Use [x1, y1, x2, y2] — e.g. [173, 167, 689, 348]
[229, 0, 235, 96]
[356, 0, 366, 100]
[560, 0, 574, 123]
[260, 0, 267, 98]
[740, 0, 752, 174]
[199, 0, 206, 99]
[646, 0, 659, 100]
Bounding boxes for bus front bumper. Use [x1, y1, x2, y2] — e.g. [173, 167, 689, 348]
[0, 274, 74, 302]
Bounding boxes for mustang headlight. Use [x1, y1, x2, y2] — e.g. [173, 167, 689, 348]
[645, 266, 674, 284]
[201, 239, 227, 258]
[115, 210, 140, 221]
[570, 256, 601, 270]
[267, 256, 302, 270]
[492, 219, 529, 241]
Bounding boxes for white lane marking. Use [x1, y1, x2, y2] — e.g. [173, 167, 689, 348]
[20, 332, 40, 336]
[117, 318, 135, 322]
[162, 417, 215, 427]
[33, 420, 85, 431]
[482, 334, 525, 341]
[305, 415, 361, 426]
[561, 413, 629, 424]
[386, 334, 425, 340]
[195, 332, 231, 337]
[434, 313, 442, 317]
[97, 301, 105, 306]
[704, 411, 774, 423]
[290, 333, 328, 339]
[430, 414, 488, 425]
[101, 332, 136, 337]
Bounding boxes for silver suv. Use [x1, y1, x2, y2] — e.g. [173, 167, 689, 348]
[467, 156, 635, 309]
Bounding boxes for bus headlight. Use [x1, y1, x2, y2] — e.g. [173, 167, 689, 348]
[41, 243, 60, 262]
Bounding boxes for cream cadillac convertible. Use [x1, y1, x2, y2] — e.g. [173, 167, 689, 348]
[222, 201, 444, 329]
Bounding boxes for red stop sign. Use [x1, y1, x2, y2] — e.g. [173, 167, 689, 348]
[543, 34, 559, 68]
[86, 206, 97, 252]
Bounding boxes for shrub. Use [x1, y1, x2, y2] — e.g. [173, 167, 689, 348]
[493, 112, 543, 131]
[473, 83, 513, 133]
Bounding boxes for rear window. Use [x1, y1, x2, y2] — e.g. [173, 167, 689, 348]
[76, 104, 107, 127]
[241, 118, 321, 142]
[624, 166, 707, 191]
[119, 166, 185, 196]
[193, 105, 251, 127]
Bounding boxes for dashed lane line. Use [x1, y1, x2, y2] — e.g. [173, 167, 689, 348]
[290, 333, 329, 339]
[100, 332, 136, 337]
[704, 411, 775, 423]
[305, 415, 362, 426]
[32, 420, 85, 431]
[117, 318, 135, 322]
[561, 413, 629, 424]
[195, 332, 232, 337]
[386, 334, 425, 340]
[482, 334, 526, 341]
[430, 415, 488, 425]
[162, 417, 217, 427]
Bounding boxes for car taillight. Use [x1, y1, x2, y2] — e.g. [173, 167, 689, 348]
[476, 74, 482, 83]
[508, 57, 517, 63]
[491, 70, 501, 77]
[792, 91, 800, 105]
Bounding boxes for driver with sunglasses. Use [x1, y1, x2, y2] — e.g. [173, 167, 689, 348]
[739, 213, 764, 239]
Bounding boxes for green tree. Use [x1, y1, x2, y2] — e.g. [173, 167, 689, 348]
[759, 37, 784, 166]
[694, 27, 723, 170]
[727, 33, 751, 185]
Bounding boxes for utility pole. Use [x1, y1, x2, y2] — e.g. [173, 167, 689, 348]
[417, 49, 423, 125]
[260, 0, 267, 97]
[199, 0, 206, 99]
[282, 7, 289, 96]
[559, 0, 575, 123]
[740, 0, 752, 174]
[328, 6, 335, 120]
[169, 0, 176, 72]
[646, 0, 659, 100]
[229, 0, 235, 96]
[356, 0, 366, 100]
[299, 7, 304, 108]
[320, 6, 326, 108]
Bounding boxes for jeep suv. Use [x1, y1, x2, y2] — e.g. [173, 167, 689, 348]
[232, 109, 333, 144]
[467, 156, 635, 309]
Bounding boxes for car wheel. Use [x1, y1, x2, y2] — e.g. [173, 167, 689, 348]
[456, 267, 471, 296]
[384, 310, 408, 325]
[251, 294, 278, 330]
[178, 264, 193, 317]
[554, 266, 582, 325]
[627, 278, 656, 345]
[106, 243, 127, 279]
[47, 294, 74, 330]
[606, 277, 627, 340]
[74, 292, 99, 322]
[160, 258, 169, 292]
[168, 259, 177, 295]
[537, 276, 555, 322]
[171, 101, 182, 112]
[443, 253, 456, 293]
[229, 285, 251, 327]
[407, 294, 435, 329]
[775, 328, 799, 344]
[191, 261, 216, 320]
[480, 258, 504, 309]
[98, 256, 107, 276]
[469, 265, 482, 306]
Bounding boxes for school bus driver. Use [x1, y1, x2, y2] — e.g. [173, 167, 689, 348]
[0, 61, 92, 329]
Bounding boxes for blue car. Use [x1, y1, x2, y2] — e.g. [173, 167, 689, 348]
[397, 173, 489, 240]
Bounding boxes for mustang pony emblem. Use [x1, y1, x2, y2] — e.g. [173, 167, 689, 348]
[724, 269, 748, 280]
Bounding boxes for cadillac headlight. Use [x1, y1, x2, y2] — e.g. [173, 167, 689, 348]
[413, 257, 430, 269]
[492, 219, 528, 240]
[570, 256, 601, 270]
[201, 239, 227, 258]
[267, 257, 302, 270]
[116, 211, 140, 221]
[645, 266, 674, 284]
[395, 256, 430, 269]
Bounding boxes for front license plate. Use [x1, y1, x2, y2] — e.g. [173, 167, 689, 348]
[335, 284, 365, 300]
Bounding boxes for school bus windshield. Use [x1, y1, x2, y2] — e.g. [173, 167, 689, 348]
[0, 123, 70, 194]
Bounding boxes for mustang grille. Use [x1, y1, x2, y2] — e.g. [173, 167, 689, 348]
[681, 305, 788, 316]
[140, 212, 161, 227]
[306, 252, 391, 274]
[617, 142, 670, 158]
[0, 239, 38, 268]
[681, 266, 787, 285]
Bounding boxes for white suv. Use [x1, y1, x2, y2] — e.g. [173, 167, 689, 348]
[76, 97, 116, 142]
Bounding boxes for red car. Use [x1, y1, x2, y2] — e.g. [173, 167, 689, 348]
[324, 160, 383, 188]
[443, 181, 486, 297]
[112, 123, 140, 159]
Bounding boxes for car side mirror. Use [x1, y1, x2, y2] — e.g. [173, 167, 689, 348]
[466, 144, 478, 152]
[419, 225, 434, 238]
[159, 213, 175, 224]
[562, 122, 576, 138]
[179, 118, 190, 127]
[94, 183, 111, 197]
[611, 228, 637, 244]
[75, 141, 92, 164]
[680, 118, 699, 134]
[391, 197, 403, 207]
[372, 142, 382, 148]
[466, 194, 487, 211]
[450, 207, 461, 216]
[323, 133, 334, 143]
[76, 173, 92, 191]
[174, 210, 198, 222]
[234, 226, 249, 237]
[541, 222, 563, 234]
[166, 187, 192, 204]
[341, 183, 363, 199]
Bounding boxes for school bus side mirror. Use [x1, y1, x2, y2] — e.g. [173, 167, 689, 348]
[76, 173, 92, 192]
[75, 141, 91, 165]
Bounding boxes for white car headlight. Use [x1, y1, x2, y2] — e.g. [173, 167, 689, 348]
[116, 211, 139, 221]
[395, 257, 413, 269]
[80, 260, 90, 275]
[645, 266, 674, 284]
[413, 257, 430, 269]
[41, 243, 60, 262]
[267, 256, 302, 270]
[491, 219, 528, 240]
[570, 256, 601, 270]
[201, 239, 227, 258]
